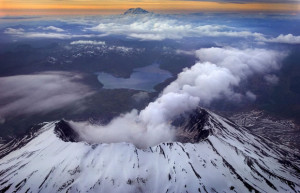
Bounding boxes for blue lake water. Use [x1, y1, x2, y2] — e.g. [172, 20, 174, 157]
[97, 63, 172, 92]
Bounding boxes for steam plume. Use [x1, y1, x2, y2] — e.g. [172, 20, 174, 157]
[72, 47, 286, 148]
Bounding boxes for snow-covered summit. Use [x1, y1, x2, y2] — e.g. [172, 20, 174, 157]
[124, 8, 150, 15]
[0, 108, 299, 192]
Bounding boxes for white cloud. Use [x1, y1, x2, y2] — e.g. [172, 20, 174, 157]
[70, 40, 106, 45]
[7, 17, 298, 44]
[162, 47, 285, 105]
[5, 17, 298, 44]
[258, 34, 300, 44]
[4, 28, 24, 35]
[0, 72, 94, 121]
[24, 32, 72, 39]
[163, 61, 240, 105]
[42, 26, 65, 32]
[4, 27, 105, 39]
[89, 17, 263, 41]
[196, 47, 285, 79]
[4, 27, 71, 39]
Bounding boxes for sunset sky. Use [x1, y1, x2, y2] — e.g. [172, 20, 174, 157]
[1, 0, 300, 15]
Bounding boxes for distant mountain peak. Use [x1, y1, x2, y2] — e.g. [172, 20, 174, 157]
[124, 8, 150, 15]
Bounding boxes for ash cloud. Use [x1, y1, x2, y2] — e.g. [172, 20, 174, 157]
[71, 47, 287, 148]
[0, 72, 94, 122]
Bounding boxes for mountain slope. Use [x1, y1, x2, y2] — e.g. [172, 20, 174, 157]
[0, 108, 299, 193]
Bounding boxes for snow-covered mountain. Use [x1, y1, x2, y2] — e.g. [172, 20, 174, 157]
[124, 8, 150, 15]
[0, 108, 299, 193]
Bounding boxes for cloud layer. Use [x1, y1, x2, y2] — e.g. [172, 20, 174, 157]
[4, 16, 300, 45]
[4, 27, 104, 39]
[258, 34, 300, 44]
[4, 27, 71, 39]
[89, 17, 262, 41]
[3, 16, 264, 41]
[0, 72, 94, 122]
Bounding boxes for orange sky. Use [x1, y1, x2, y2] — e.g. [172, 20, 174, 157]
[1, 0, 300, 15]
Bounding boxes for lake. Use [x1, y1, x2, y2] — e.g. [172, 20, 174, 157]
[97, 63, 172, 92]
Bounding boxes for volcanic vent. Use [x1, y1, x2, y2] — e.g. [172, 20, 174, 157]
[53, 108, 213, 147]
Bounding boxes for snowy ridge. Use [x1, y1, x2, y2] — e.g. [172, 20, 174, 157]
[0, 108, 299, 193]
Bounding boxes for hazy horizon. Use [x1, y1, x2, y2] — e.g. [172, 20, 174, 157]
[1, 0, 300, 16]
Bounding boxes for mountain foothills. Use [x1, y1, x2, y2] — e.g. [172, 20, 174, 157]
[0, 108, 299, 193]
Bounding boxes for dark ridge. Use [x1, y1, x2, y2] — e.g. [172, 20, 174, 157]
[279, 160, 300, 175]
[0, 123, 46, 159]
[254, 159, 298, 191]
[54, 120, 80, 142]
[0, 183, 12, 193]
[188, 162, 201, 179]
[134, 148, 140, 168]
[159, 145, 166, 158]
[247, 158, 277, 190]
[173, 108, 211, 143]
[58, 179, 74, 192]
[14, 178, 26, 192]
[39, 167, 55, 189]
